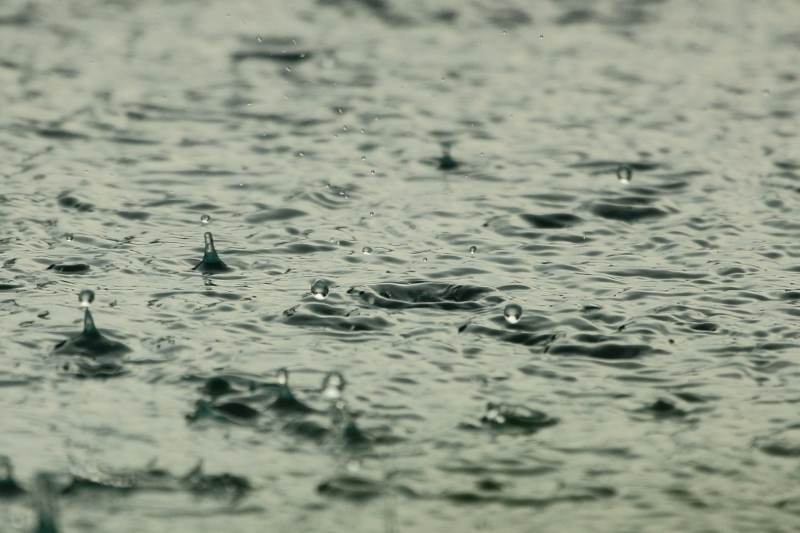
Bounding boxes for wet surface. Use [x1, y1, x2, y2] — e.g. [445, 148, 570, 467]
[2, 0, 800, 531]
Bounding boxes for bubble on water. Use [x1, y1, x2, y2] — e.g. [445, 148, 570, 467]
[277, 368, 289, 386]
[616, 164, 633, 184]
[504, 303, 523, 324]
[311, 279, 330, 300]
[78, 289, 95, 308]
[362, 246, 373, 255]
[200, 214, 211, 224]
[469, 245, 477, 254]
[322, 372, 346, 399]
[65, 234, 74, 242]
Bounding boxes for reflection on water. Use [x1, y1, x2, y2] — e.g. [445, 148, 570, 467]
[2, 0, 800, 531]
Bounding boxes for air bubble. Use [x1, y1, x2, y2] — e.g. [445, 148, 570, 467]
[362, 246, 373, 255]
[311, 280, 330, 300]
[503, 303, 522, 324]
[78, 289, 95, 308]
[200, 214, 211, 224]
[616, 164, 633, 185]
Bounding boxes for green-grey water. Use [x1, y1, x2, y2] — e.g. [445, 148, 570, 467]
[2, 0, 800, 531]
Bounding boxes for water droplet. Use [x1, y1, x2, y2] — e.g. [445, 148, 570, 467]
[257, 35, 262, 43]
[322, 372, 346, 399]
[362, 246, 373, 255]
[285, 67, 292, 72]
[369, 211, 375, 217]
[503, 303, 522, 324]
[540, 35, 544, 39]
[343, 125, 347, 131]
[360, 129, 365, 134]
[370, 170, 375, 175]
[616, 164, 633, 184]
[763, 89, 770, 97]
[361, 156, 366, 161]
[298, 152, 305, 157]
[423, 257, 428, 262]
[469, 245, 477, 254]
[325, 183, 331, 188]
[78, 289, 95, 308]
[65, 234, 74, 242]
[277, 368, 289, 385]
[311, 280, 330, 300]
[200, 214, 211, 224]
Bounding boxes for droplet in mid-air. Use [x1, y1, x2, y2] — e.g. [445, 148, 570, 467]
[322, 372, 346, 399]
[362, 246, 373, 255]
[65, 234, 74, 242]
[616, 164, 633, 185]
[192, 232, 230, 273]
[503, 303, 523, 324]
[78, 289, 95, 308]
[469, 245, 477, 254]
[200, 214, 211, 224]
[311, 280, 330, 300]
[277, 368, 289, 386]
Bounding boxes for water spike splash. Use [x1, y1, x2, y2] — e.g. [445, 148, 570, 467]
[33, 473, 61, 533]
[82, 308, 99, 336]
[0, 456, 24, 497]
[193, 232, 230, 273]
[270, 369, 315, 414]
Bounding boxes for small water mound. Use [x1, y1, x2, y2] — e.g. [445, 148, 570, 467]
[351, 281, 499, 311]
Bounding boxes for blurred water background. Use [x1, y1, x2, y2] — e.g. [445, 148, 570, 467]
[2, 0, 800, 531]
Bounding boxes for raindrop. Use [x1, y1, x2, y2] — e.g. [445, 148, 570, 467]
[369, 211, 375, 217]
[200, 214, 211, 224]
[298, 152, 305, 157]
[65, 234, 74, 242]
[503, 303, 522, 324]
[540, 35, 544, 39]
[311, 280, 330, 300]
[616, 164, 633, 184]
[78, 289, 95, 308]
[423, 257, 428, 262]
[362, 246, 373, 255]
[321, 372, 346, 399]
[370, 170, 375, 175]
[343, 125, 347, 131]
[469, 245, 477, 254]
[360, 129, 365, 134]
[257, 35, 262, 42]
[361, 156, 366, 161]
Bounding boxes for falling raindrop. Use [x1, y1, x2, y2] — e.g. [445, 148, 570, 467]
[200, 214, 211, 224]
[503, 303, 523, 324]
[78, 289, 95, 308]
[311, 280, 330, 300]
[469, 246, 477, 254]
[321, 372, 346, 399]
[616, 165, 633, 184]
[362, 246, 373, 255]
[65, 234, 74, 242]
[369, 211, 375, 217]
